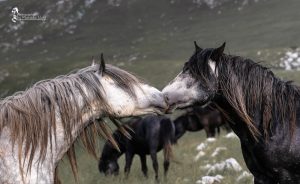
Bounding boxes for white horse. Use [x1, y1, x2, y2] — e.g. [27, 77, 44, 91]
[0, 55, 167, 184]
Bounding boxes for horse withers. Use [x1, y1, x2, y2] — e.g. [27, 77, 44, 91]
[99, 115, 175, 180]
[163, 42, 300, 184]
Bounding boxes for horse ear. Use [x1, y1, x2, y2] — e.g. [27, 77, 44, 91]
[99, 53, 106, 75]
[211, 42, 226, 61]
[91, 56, 96, 66]
[194, 41, 201, 51]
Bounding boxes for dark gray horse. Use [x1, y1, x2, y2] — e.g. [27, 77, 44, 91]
[163, 42, 300, 184]
[98, 115, 175, 180]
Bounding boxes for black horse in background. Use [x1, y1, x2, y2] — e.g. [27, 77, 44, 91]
[174, 105, 229, 140]
[98, 115, 175, 180]
[163, 42, 300, 184]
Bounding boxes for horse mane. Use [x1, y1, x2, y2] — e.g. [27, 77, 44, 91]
[189, 49, 300, 140]
[101, 126, 129, 158]
[0, 64, 141, 181]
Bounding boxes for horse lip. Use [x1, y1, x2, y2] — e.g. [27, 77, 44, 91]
[165, 104, 176, 114]
[151, 99, 169, 114]
[152, 105, 167, 115]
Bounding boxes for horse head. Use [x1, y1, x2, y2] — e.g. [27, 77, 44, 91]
[162, 42, 225, 111]
[96, 54, 168, 117]
[99, 158, 119, 175]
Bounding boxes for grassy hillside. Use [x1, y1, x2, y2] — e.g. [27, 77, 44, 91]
[1, 0, 300, 94]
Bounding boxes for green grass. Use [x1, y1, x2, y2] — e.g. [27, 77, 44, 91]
[58, 131, 253, 184]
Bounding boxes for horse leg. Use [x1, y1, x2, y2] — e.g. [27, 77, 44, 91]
[124, 151, 134, 178]
[150, 151, 159, 181]
[204, 125, 212, 138]
[139, 154, 148, 178]
[210, 125, 216, 137]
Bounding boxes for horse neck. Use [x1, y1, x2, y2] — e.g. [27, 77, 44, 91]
[53, 93, 106, 164]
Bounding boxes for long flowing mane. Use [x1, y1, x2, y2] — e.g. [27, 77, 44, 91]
[0, 64, 141, 181]
[189, 49, 300, 139]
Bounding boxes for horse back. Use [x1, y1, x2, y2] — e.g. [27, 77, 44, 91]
[129, 115, 175, 153]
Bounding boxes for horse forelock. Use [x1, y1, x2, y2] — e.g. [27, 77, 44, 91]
[0, 64, 141, 182]
[188, 50, 300, 140]
[186, 49, 218, 88]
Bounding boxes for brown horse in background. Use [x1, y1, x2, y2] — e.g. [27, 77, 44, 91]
[174, 105, 229, 140]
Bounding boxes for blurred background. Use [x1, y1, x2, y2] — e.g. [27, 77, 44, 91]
[1, 0, 300, 183]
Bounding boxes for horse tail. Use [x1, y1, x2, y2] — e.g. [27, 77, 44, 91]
[164, 140, 172, 162]
[161, 117, 175, 162]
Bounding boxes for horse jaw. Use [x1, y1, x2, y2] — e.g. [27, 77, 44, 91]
[100, 76, 167, 117]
